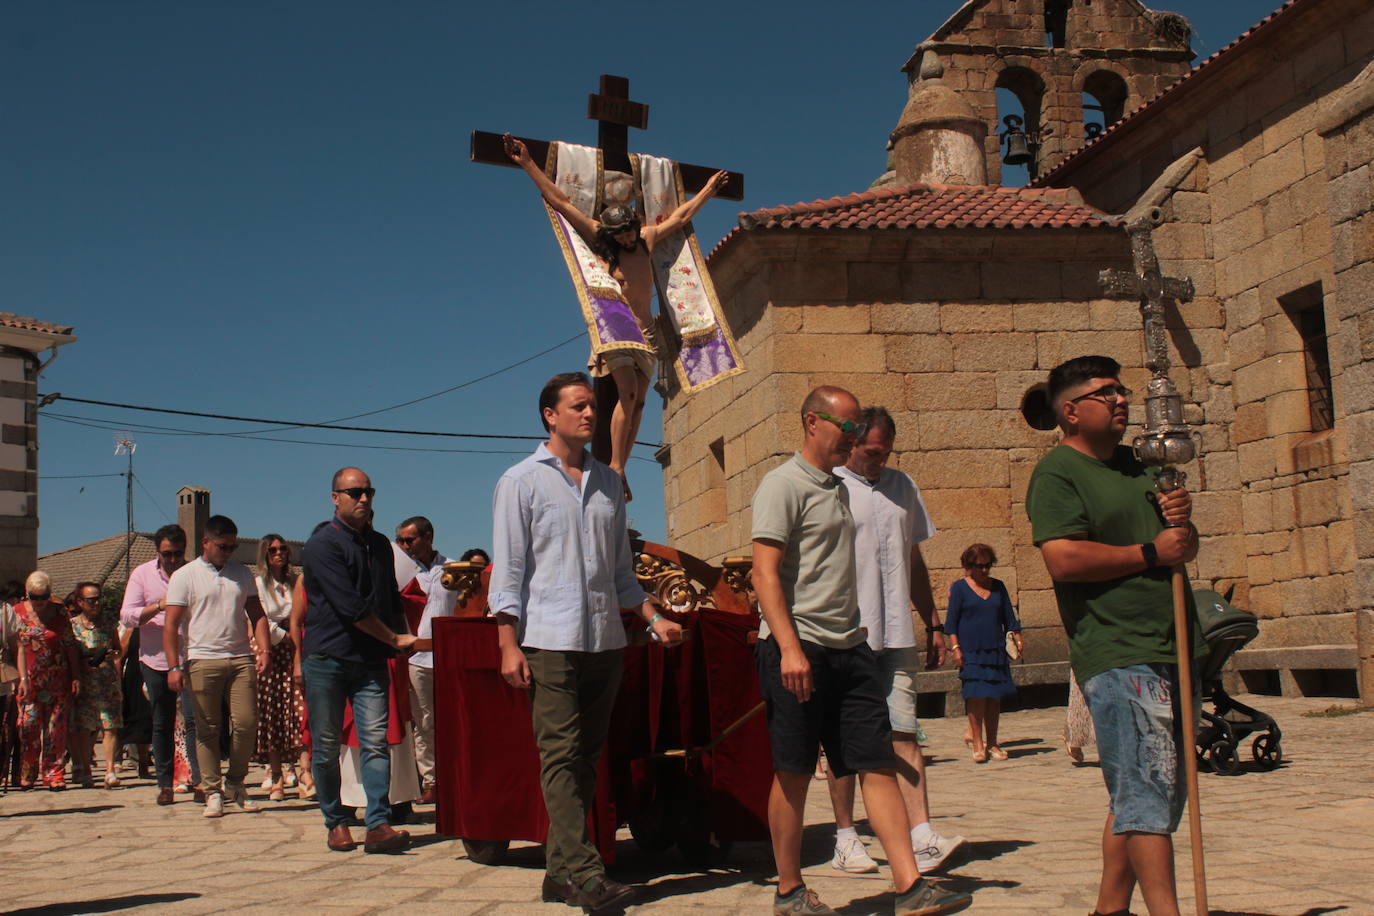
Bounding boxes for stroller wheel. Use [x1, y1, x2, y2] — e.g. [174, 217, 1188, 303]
[1251, 733, 1283, 770]
[1208, 740, 1241, 776]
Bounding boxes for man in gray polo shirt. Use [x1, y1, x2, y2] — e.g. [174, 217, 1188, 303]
[751, 385, 970, 916]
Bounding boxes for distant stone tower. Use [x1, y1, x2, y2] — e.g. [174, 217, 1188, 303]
[177, 486, 209, 558]
[899, 0, 1195, 184]
[890, 50, 988, 186]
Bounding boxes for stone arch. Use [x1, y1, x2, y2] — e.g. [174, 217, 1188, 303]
[994, 63, 1048, 183]
[1080, 67, 1131, 137]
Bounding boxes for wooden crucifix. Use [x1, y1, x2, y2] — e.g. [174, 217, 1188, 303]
[472, 74, 746, 485]
[472, 75, 744, 201]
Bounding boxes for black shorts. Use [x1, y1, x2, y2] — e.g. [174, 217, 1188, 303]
[755, 637, 896, 778]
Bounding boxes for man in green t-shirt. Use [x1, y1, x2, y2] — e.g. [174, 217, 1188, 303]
[1025, 355, 1199, 916]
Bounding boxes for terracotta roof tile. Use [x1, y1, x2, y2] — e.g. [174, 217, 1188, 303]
[1035, 0, 1303, 184]
[734, 183, 1119, 233]
[0, 312, 74, 336]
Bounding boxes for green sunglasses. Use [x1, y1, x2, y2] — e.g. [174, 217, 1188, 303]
[813, 411, 869, 438]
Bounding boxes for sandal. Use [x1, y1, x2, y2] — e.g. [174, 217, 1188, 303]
[298, 780, 317, 800]
[971, 748, 987, 763]
[104, 772, 122, 789]
[987, 746, 1008, 761]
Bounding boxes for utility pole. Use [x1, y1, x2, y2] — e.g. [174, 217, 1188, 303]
[115, 433, 136, 586]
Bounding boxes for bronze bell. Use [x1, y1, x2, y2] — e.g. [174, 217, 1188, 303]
[1003, 129, 1032, 166]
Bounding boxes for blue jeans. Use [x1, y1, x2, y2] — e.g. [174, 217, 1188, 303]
[301, 653, 391, 830]
[141, 662, 201, 790]
[1082, 663, 1189, 835]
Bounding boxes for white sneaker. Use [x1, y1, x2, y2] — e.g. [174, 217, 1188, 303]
[203, 793, 224, 818]
[915, 832, 968, 874]
[227, 784, 261, 812]
[830, 835, 879, 874]
[260, 774, 274, 790]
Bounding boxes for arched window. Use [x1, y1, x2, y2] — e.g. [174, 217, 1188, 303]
[1044, 0, 1070, 48]
[1082, 70, 1128, 138]
[996, 67, 1046, 186]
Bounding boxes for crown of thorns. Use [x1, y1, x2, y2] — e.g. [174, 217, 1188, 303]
[599, 205, 640, 233]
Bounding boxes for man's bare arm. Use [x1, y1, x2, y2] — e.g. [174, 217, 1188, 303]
[909, 544, 946, 666]
[503, 133, 599, 241]
[752, 538, 812, 702]
[645, 170, 728, 245]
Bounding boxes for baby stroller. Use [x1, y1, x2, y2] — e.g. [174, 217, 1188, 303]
[1191, 588, 1282, 776]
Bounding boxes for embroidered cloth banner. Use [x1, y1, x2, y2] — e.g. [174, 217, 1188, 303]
[542, 142, 744, 394]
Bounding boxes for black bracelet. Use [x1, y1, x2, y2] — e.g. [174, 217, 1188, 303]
[1141, 542, 1158, 569]
[927, 624, 944, 633]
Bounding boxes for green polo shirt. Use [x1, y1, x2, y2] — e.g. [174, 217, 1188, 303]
[1026, 444, 1203, 684]
[752, 452, 864, 650]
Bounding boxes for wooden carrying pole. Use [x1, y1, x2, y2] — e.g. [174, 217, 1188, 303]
[1171, 562, 1208, 915]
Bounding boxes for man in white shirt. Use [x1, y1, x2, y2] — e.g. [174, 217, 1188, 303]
[490, 371, 683, 913]
[165, 515, 271, 818]
[396, 515, 448, 803]
[827, 407, 969, 877]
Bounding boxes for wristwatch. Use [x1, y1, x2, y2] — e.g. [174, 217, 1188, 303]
[1140, 542, 1158, 569]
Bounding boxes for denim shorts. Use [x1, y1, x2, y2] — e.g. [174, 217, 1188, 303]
[1082, 663, 1190, 835]
[873, 647, 921, 735]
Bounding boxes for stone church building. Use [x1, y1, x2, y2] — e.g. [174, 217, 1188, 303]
[658, 0, 1374, 704]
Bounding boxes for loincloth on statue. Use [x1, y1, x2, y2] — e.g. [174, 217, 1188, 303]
[588, 323, 659, 382]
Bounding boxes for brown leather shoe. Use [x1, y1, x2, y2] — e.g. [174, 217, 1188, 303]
[156, 788, 175, 806]
[570, 875, 635, 912]
[541, 874, 575, 904]
[362, 824, 410, 854]
[416, 786, 436, 805]
[327, 825, 357, 852]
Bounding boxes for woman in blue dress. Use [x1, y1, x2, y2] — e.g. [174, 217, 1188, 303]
[946, 544, 1023, 763]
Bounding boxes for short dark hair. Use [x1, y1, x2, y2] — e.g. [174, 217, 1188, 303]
[460, 547, 490, 563]
[860, 406, 896, 440]
[1047, 355, 1122, 411]
[154, 524, 187, 548]
[204, 515, 238, 540]
[74, 580, 101, 597]
[539, 372, 593, 431]
[397, 516, 433, 539]
[960, 543, 997, 567]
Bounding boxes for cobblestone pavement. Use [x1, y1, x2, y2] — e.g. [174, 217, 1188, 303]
[1, 694, 1370, 915]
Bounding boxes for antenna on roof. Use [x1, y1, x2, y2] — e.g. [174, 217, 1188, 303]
[115, 434, 136, 585]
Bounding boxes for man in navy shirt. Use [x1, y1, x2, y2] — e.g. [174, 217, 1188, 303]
[302, 466, 416, 854]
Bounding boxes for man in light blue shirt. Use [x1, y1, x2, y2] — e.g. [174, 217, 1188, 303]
[490, 371, 683, 913]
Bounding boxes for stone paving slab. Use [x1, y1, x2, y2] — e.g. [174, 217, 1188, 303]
[1, 694, 1371, 915]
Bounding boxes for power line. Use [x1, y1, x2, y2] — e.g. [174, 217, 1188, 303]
[38, 472, 126, 480]
[131, 472, 172, 522]
[41, 412, 660, 463]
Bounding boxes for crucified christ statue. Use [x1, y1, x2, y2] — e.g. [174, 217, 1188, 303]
[504, 132, 729, 500]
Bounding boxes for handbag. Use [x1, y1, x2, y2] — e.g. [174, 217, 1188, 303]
[1005, 631, 1022, 661]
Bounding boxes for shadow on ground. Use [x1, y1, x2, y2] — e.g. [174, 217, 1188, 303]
[0, 805, 123, 818]
[1, 893, 199, 914]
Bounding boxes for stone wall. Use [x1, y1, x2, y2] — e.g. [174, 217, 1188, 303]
[0, 349, 39, 586]
[662, 228, 1237, 663]
[1320, 61, 1374, 702]
[1049, 0, 1374, 664]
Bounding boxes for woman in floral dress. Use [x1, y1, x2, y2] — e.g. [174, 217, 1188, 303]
[253, 535, 308, 800]
[15, 571, 80, 789]
[70, 581, 124, 788]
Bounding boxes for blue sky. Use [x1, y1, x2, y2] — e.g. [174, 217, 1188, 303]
[7, 0, 1281, 559]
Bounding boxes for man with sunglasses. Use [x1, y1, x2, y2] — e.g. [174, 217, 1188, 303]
[751, 386, 970, 916]
[301, 468, 416, 854]
[119, 523, 204, 806]
[1026, 355, 1201, 916]
[394, 515, 448, 804]
[826, 406, 968, 879]
[164, 515, 272, 818]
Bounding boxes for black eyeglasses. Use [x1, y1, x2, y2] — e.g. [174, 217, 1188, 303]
[28, 593, 50, 602]
[1070, 384, 1132, 404]
[267, 547, 289, 556]
[78, 595, 100, 604]
[333, 487, 376, 500]
[396, 536, 418, 546]
[812, 411, 868, 438]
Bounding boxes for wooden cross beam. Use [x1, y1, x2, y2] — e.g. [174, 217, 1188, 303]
[470, 73, 744, 200]
[1100, 217, 1194, 374]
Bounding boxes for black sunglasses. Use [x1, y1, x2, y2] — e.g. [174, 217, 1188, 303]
[333, 487, 376, 500]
